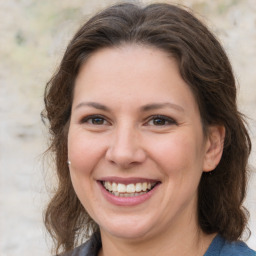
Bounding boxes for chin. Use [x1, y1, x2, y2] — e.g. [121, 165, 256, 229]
[99, 217, 155, 241]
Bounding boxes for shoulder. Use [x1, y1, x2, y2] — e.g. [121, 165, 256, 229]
[205, 235, 256, 256]
[221, 239, 256, 256]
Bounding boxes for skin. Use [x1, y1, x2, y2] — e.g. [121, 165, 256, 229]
[68, 45, 225, 256]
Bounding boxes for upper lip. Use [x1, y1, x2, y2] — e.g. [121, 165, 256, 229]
[98, 176, 160, 185]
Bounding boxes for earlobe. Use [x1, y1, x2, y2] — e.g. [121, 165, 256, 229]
[203, 125, 225, 172]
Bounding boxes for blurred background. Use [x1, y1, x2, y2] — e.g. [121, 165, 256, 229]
[0, 0, 255, 255]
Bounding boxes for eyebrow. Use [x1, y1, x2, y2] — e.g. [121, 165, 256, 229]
[74, 101, 184, 112]
[141, 102, 184, 112]
[74, 102, 110, 111]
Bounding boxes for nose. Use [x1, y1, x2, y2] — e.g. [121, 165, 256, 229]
[105, 125, 146, 169]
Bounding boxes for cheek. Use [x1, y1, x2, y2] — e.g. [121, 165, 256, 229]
[151, 133, 205, 212]
[68, 130, 103, 171]
[152, 134, 200, 165]
[148, 131, 205, 184]
[67, 131, 100, 208]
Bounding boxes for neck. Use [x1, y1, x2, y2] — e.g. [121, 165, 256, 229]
[98, 211, 216, 256]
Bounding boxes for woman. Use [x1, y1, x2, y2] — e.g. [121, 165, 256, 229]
[43, 2, 255, 256]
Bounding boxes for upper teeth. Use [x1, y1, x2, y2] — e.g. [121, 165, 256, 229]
[103, 181, 155, 193]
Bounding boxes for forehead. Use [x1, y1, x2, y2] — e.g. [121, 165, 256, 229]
[75, 44, 177, 92]
[73, 44, 198, 113]
[76, 44, 173, 79]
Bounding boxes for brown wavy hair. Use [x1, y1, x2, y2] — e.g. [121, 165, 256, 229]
[42, 2, 251, 254]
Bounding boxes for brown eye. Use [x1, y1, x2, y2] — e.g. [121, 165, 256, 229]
[91, 117, 105, 125]
[81, 115, 109, 125]
[153, 118, 167, 126]
[146, 115, 177, 126]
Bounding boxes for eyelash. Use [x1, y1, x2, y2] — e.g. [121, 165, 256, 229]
[145, 115, 177, 126]
[80, 115, 109, 125]
[80, 114, 177, 127]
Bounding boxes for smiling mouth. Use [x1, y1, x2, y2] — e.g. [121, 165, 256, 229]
[101, 181, 159, 197]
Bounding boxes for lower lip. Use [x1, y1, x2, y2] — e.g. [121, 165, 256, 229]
[98, 182, 160, 206]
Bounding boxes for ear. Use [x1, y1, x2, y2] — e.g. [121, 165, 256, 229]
[203, 125, 225, 172]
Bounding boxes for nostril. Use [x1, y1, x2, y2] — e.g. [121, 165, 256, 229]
[105, 130, 147, 168]
[106, 146, 146, 168]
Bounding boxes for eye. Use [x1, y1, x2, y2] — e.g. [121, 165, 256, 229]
[146, 115, 177, 126]
[80, 115, 109, 125]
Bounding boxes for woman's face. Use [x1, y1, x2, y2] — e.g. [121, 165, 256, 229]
[68, 45, 214, 241]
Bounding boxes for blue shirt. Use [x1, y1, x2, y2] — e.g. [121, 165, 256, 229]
[61, 233, 256, 255]
[204, 235, 256, 256]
